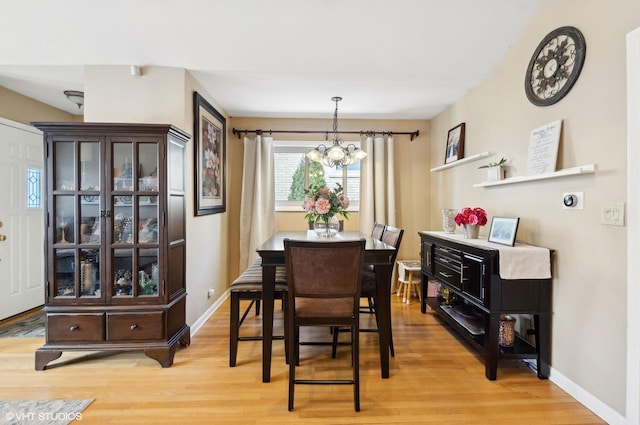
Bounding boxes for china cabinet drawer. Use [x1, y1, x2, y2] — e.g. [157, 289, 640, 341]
[47, 313, 105, 342]
[106, 311, 165, 341]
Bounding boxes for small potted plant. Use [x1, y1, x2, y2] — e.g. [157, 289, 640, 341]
[478, 157, 508, 182]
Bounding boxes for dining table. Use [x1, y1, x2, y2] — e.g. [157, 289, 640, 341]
[256, 230, 396, 383]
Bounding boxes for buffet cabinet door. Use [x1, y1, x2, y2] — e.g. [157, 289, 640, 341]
[461, 253, 486, 303]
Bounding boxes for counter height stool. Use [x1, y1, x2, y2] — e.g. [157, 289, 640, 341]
[229, 259, 288, 367]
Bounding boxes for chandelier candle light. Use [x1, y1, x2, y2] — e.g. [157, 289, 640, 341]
[306, 97, 367, 168]
[302, 184, 350, 238]
[454, 207, 488, 239]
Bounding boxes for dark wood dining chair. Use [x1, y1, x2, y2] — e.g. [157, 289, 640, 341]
[362, 222, 387, 311]
[284, 238, 366, 412]
[355, 225, 404, 357]
[229, 259, 288, 367]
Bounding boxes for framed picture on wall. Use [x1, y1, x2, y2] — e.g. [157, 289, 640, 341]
[193, 91, 226, 216]
[487, 216, 520, 246]
[444, 122, 465, 164]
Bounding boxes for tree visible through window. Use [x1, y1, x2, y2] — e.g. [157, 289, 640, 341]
[274, 142, 360, 211]
[288, 159, 325, 201]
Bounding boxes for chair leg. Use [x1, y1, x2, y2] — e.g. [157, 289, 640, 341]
[283, 296, 290, 365]
[367, 297, 375, 313]
[353, 323, 360, 412]
[288, 322, 297, 411]
[331, 326, 339, 359]
[229, 293, 240, 367]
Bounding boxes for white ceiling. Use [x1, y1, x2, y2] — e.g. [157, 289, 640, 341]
[0, 0, 542, 118]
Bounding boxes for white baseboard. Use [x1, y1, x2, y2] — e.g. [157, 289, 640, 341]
[549, 365, 625, 425]
[190, 289, 230, 337]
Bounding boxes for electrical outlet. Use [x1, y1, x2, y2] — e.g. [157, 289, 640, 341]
[207, 288, 215, 299]
[601, 203, 625, 226]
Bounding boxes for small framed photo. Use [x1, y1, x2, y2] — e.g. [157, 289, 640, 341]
[445, 123, 465, 164]
[194, 91, 226, 216]
[488, 216, 520, 246]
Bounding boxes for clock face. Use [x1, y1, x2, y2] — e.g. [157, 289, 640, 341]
[525, 26, 586, 106]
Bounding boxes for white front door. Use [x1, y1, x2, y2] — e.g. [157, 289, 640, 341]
[0, 118, 44, 320]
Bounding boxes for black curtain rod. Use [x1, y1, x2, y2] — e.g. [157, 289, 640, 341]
[231, 128, 420, 141]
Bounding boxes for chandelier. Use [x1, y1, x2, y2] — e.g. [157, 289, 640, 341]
[306, 97, 367, 168]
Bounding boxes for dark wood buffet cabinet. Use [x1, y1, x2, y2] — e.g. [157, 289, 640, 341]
[32, 122, 190, 370]
[419, 231, 552, 380]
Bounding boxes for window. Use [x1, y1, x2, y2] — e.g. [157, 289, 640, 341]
[27, 167, 42, 209]
[274, 141, 361, 211]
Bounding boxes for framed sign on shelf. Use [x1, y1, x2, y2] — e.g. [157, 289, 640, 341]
[526, 119, 562, 175]
[193, 91, 226, 216]
[444, 123, 465, 164]
[487, 216, 520, 246]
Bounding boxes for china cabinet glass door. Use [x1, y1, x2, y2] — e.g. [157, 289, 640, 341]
[52, 139, 102, 299]
[111, 140, 160, 299]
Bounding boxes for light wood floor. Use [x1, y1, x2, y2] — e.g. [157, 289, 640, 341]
[0, 294, 604, 424]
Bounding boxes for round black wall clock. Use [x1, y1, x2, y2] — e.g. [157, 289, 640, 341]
[525, 26, 586, 106]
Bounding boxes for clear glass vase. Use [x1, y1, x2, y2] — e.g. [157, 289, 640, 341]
[313, 216, 340, 238]
[441, 209, 457, 233]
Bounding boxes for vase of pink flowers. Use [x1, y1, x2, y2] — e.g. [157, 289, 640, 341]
[454, 207, 488, 239]
[302, 184, 350, 238]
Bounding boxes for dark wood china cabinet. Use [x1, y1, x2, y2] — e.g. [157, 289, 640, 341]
[32, 122, 190, 370]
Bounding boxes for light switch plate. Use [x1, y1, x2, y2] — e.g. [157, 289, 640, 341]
[601, 203, 625, 226]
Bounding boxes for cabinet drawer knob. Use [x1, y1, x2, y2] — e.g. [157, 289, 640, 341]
[130, 324, 138, 330]
[69, 325, 78, 331]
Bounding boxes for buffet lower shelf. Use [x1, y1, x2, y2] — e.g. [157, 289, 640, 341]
[426, 297, 539, 360]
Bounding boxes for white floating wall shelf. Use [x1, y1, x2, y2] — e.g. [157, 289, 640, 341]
[430, 151, 492, 172]
[473, 164, 597, 188]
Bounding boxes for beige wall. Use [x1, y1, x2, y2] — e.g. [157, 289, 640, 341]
[0, 86, 78, 124]
[84, 65, 230, 326]
[430, 0, 639, 417]
[229, 117, 430, 269]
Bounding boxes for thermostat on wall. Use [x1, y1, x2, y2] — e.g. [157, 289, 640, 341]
[562, 192, 584, 209]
